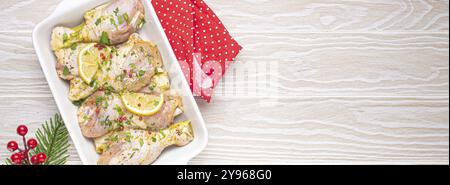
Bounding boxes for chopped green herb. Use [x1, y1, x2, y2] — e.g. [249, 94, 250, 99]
[137, 17, 146, 28]
[105, 84, 114, 94]
[99, 31, 111, 45]
[63, 66, 70, 76]
[148, 83, 156, 91]
[109, 17, 118, 30]
[62, 33, 69, 43]
[70, 43, 77, 50]
[115, 74, 125, 81]
[72, 99, 85, 107]
[111, 47, 117, 53]
[160, 130, 166, 138]
[124, 132, 132, 142]
[118, 15, 124, 24]
[82, 115, 90, 122]
[95, 96, 104, 106]
[95, 18, 102, 26]
[153, 100, 160, 107]
[138, 70, 146, 77]
[113, 8, 119, 15]
[114, 105, 124, 116]
[152, 137, 156, 142]
[129, 63, 136, 69]
[129, 151, 136, 159]
[139, 138, 144, 147]
[102, 100, 109, 109]
[100, 116, 111, 126]
[123, 13, 129, 23]
[108, 135, 119, 142]
[89, 80, 96, 87]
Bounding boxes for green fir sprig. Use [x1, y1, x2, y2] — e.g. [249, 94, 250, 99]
[4, 114, 70, 165]
[33, 114, 70, 165]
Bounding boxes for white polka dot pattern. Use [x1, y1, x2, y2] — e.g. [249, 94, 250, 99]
[152, 0, 242, 102]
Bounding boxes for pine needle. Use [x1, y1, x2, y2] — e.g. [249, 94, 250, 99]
[34, 114, 70, 165]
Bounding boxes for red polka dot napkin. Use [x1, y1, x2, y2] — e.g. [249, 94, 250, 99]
[151, 0, 242, 102]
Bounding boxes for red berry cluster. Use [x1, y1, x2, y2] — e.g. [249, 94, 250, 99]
[7, 125, 46, 165]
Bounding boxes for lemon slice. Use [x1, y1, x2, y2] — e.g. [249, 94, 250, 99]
[121, 92, 164, 116]
[78, 43, 101, 83]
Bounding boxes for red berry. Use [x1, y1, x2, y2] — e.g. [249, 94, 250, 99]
[10, 153, 22, 165]
[18, 151, 27, 159]
[27, 138, 38, 149]
[30, 155, 39, 165]
[37, 153, 46, 163]
[17, 125, 28, 136]
[7, 141, 18, 152]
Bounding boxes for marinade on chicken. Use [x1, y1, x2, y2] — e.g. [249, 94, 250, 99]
[51, 0, 145, 51]
[54, 33, 163, 101]
[97, 121, 194, 165]
[77, 90, 183, 138]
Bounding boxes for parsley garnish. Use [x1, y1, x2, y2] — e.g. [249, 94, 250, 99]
[99, 31, 111, 45]
[105, 84, 114, 94]
[118, 14, 124, 24]
[129, 63, 136, 69]
[108, 135, 119, 142]
[62, 33, 68, 43]
[115, 73, 125, 81]
[138, 70, 146, 77]
[89, 79, 96, 87]
[70, 43, 77, 50]
[148, 83, 156, 91]
[63, 65, 70, 76]
[114, 105, 124, 116]
[109, 17, 118, 29]
[72, 99, 85, 107]
[95, 18, 102, 26]
[129, 151, 136, 159]
[111, 47, 117, 53]
[124, 132, 132, 142]
[123, 13, 129, 23]
[160, 130, 166, 138]
[95, 96, 104, 106]
[137, 17, 146, 28]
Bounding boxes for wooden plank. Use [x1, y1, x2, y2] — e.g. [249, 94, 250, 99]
[0, 0, 448, 32]
[192, 96, 448, 164]
[206, 0, 449, 33]
[216, 32, 449, 98]
[0, 0, 60, 31]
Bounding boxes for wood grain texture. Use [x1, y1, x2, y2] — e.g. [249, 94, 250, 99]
[0, 0, 448, 164]
[207, 0, 449, 33]
[193, 96, 448, 164]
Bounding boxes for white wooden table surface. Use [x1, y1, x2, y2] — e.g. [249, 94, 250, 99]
[0, 0, 448, 165]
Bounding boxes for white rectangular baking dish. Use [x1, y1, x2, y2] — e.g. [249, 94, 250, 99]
[32, 0, 208, 165]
